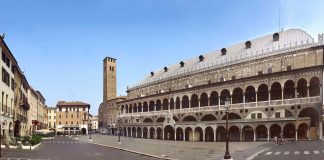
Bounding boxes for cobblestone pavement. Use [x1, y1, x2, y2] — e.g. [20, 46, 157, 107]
[77, 134, 272, 160]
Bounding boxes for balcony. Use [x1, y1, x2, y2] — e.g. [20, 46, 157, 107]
[15, 114, 28, 123]
[118, 96, 322, 118]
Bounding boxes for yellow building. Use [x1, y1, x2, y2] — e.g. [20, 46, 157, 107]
[47, 107, 56, 132]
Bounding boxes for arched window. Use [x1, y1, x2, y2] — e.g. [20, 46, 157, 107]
[191, 94, 199, 108]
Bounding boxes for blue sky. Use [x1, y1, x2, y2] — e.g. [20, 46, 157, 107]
[0, 0, 323, 115]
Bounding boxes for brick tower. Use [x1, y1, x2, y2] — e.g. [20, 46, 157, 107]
[103, 57, 117, 102]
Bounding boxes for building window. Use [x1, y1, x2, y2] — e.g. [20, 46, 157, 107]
[59, 122, 61, 125]
[11, 78, 14, 90]
[71, 121, 73, 125]
[2, 67, 10, 86]
[65, 121, 67, 125]
[59, 107, 62, 111]
[59, 114, 61, 118]
[71, 114, 73, 118]
[275, 112, 280, 118]
[257, 113, 262, 119]
[2, 51, 10, 67]
[83, 107, 86, 111]
[251, 113, 256, 119]
[287, 65, 292, 71]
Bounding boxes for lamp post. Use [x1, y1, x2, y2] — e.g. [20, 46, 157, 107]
[223, 97, 233, 160]
[117, 119, 121, 143]
[89, 122, 92, 141]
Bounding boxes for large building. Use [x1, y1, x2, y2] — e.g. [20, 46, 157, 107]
[56, 101, 90, 135]
[1, 34, 16, 138]
[116, 29, 324, 142]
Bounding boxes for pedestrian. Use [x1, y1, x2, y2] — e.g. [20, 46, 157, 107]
[274, 136, 278, 145]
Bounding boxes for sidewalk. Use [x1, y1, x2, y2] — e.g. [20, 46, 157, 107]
[77, 134, 272, 160]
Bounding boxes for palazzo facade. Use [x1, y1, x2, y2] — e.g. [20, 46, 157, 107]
[116, 29, 324, 142]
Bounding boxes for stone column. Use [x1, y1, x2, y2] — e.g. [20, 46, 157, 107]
[174, 131, 177, 141]
[148, 130, 150, 139]
[162, 130, 165, 140]
[214, 129, 217, 142]
[281, 88, 284, 105]
[203, 130, 205, 142]
[198, 98, 201, 108]
[142, 129, 144, 138]
[243, 93, 246, 108]
[319, 121, 323, 140]
[253, 130, 257, 142]
[255, 92, 258, 107]
[218, 98, 221, 110]
[192, 129, 195, 141]
[268, 90, 271, 105]
[267, 130, 270, 142]
[131, 129, 133, 138]
[295, 129, 298, 141]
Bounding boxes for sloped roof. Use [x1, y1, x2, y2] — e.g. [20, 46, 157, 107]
[56, 101, 90, 106]
[129, 29, 318, 90]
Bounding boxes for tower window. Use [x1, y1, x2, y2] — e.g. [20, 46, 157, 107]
[164, 67, 168, 72]
[287, 65, 292, 71]
[151, 72, 155, 77]
[258, 71, 263, 75]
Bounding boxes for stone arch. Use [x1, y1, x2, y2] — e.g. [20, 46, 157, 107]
[137, 127, 142, 138]
[220, 89, 231, 105]
[138, 102, 142, 112]
[128, 127, 131, 137]
[201, 114, 217, 121]
[175, 97, 181, 109]
[194, 127, 203, 141]
[245, 86, 256, 102]
[133, 103, 137, 113]
[156, 100, 161, 111]
[143, 118, 153, 123]
[216, 126, 226, 142]
[157, 127, 163, 139]
[164, 125, 175, 140]
[284, 80, 295, 99]
[270, 82, 282, 100]
[143, 127, 148, 138]
[270, 124, 281, 138]
[143, 101, 148, 112]
[257, 84, 269, 101]
[298, 107, 319, 127]
[176, 127, 183, 141]
[283, 123, 296, 139]
[232, 87, 243, 104]
[242, 126, 254, 142]
[183, 115, 197, 122]
[132, 127, 136, 138]
[129, 104, 132, 113]
[182, 95, 189, 108]
[256, 125, 267, 141]
[297, 78, 307, 97]
[170, 98, 175, 110]
[191, 94, 199, 108]
[298, 123, 308, 139]
[162, 98, 169, 110]
[156, 117, 165, 123]
[149, 127, 155, 139]
[149, 101, 154, 111]
[229, 126, 240, 141]
[185, 127, 193, 141]
[200, 92, 209, 107]
[205, 126, 214, 142]
[222, 113, 241, 120]
[309, 76, 320, 97]
[210, 91, 219, 106]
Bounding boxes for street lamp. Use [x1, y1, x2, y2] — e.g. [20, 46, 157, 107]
[89, 122, 92, 141]
[117, 119, 121, 143]
[223, 97, 233, 160]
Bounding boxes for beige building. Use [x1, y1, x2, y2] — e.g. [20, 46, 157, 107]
[0, 35, 15, 138]
[90, 115, 98, 132]
[47, 107, 56, 131]
[56, 101, 90, 135]
[116, 29, 324, 142]
[12, 60, 30, 137]
[98, 97, 126, 134]
[27, 88, 47, 134]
